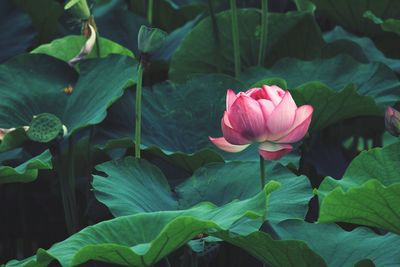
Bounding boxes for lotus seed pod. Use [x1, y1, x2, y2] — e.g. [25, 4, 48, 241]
[27, 113, 63, 143]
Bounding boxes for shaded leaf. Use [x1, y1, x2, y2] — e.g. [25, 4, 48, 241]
[323, 26, 400, 73]
[241, 55, 400, 106]
[0, 54, 137, 136]
[292, 83, 382, 132]
[93, 158, 311, 225]
[0, 150, 52, 184]
[274, 219, 400, 267]
[364, 10, 400, 35]
[7, 184, 278, 267]
[0, 1, 35, 62]
[13, 0, 63, 43]
[318, 142, 400, 234]
[170, 9, 363, 82]
[217, 230, 327, 267]
[96, 74, 300, 164]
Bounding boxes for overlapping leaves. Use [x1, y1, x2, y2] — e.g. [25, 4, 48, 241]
[169, 9, 363, 81]
[0, 149, 52, 184]
[0, 53, 136, 184]
[318, 142, 400, 234]
[92, 157, 312, 223]
[0, 54, 137, 135]
[273, 219, 400, 267]
[0, 1, 35, 62]
[7, 183, 291, 267]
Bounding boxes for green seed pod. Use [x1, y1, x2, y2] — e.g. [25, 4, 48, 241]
[137, 25, 167, 54]
[65, 0, 91, 20]
[27, 113, 63, 143]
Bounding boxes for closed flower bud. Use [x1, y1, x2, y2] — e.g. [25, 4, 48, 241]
[385, 106, 400, 137]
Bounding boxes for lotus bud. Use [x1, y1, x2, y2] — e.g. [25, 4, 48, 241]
[68, 24, 97, 66]
[209, 85, 313, 160]
[385, 106, 400, 137]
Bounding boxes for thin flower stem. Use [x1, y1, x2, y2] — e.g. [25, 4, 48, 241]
[54, 136, 79, 235]
[135, 62, 144, 159]
[147, 0, 154, 25]
[95, 29, 101, 58]
[165, 257, 171, 267]
[207, 0, 222, 73]
[229, 0, 241, 78]
[257, 0, 268, 66]
[259, 155, 266, 190]
[259, 154, 267, 265]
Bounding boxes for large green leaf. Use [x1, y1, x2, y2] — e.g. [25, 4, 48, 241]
[273, 219, 400, 267]
[129, 0, 206, 33]
[292, 83, 382, 132]
[0, 150, 52, 184]
[96, 74, 300, 164]
[323, 26, 400, 73]
[217, 230, 327, 267]
[93, 1, 200, 60]
[0, 128, 28, 153]
[94, 1, 147, 57]
[0, 1, 35, 62]
[13, 0, 63, 43]
[0, 54, 137, 136]
[169, 9, 362, 82]
[318, 142, 400, 234]
[242, 55, 400, 106]
[32, 35, 134, 62]
[309, 0, 400, 57]
[93, 158, 312, 224]
[95, 138, 224, 173]
[176, 161, 312, 222]
[242, 54, 400, 131]
[6, 183, 279, 267]
[93, 157, 178, 214]
[310, 0, 400, 37]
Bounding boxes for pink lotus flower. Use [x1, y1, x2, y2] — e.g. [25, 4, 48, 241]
[209, 85, 313, 160]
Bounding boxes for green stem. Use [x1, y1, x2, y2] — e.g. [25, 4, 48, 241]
[135, 63, 144, 159]
[86, 126, 95, 180]
[229, 0, 241, 78]
[165, 257, 171, 267]
[55, 137, 79, 235]
[259, 155, 266, 190]
[147, 0, 154, 25]
[87, 16, 100, 58]
[257, 0, 268, 66]
[95, 31, 101, 58]
[259, 154, 267, 244]
[208, 0, 222, 73]
[260, 155, 276, 267]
